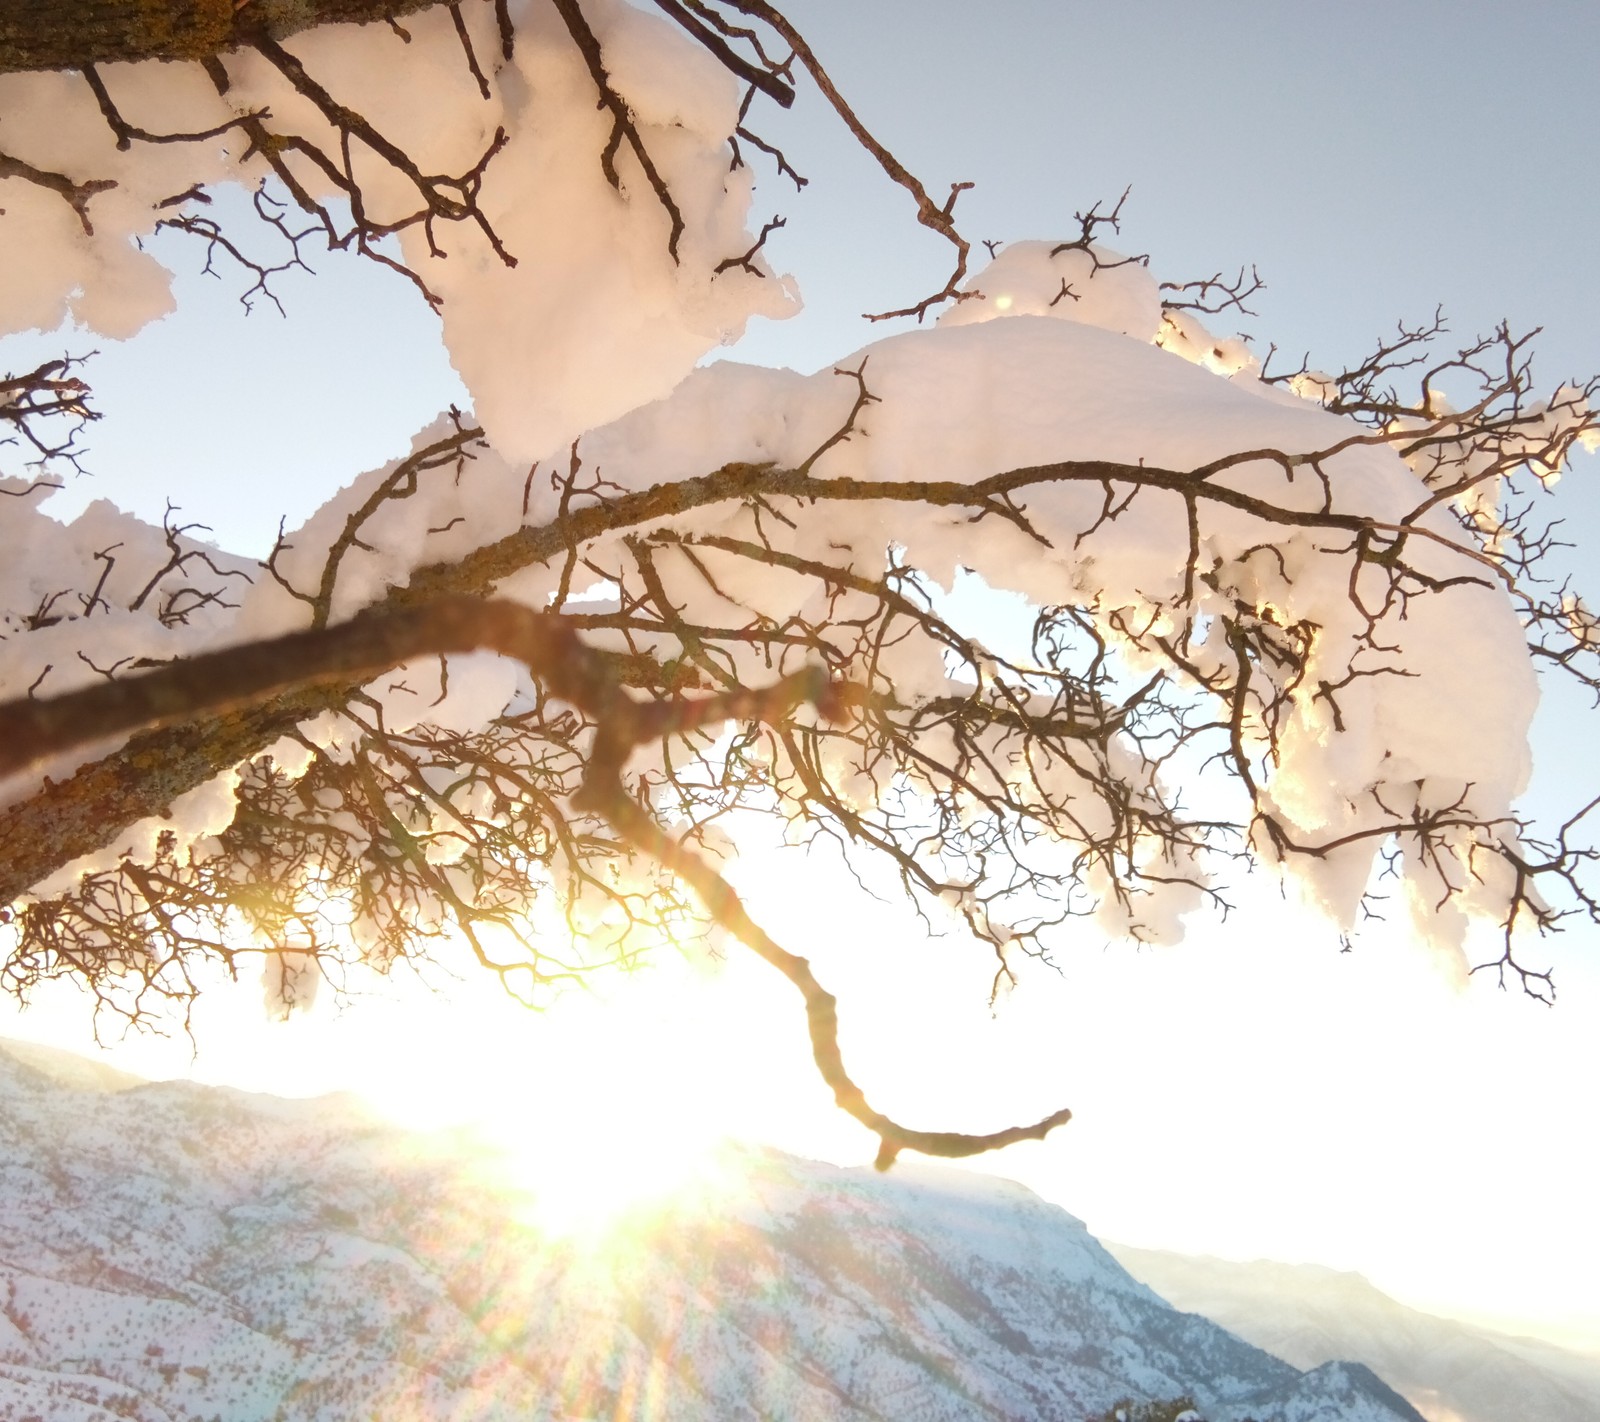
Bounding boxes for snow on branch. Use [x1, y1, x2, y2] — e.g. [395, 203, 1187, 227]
[2, 0, 1599, 1157]
[0, 0, 811, 446]
[4, 301, 1595, 1007]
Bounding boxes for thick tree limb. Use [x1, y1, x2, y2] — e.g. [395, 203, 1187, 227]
[0, 599, 572, 779]
[0, 594, 854, 785]
[0, 0, 445, 73]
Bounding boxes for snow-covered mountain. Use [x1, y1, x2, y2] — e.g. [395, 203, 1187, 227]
[1106, 1245, 1600, 1422]
[0, 1038, 1425, 1421]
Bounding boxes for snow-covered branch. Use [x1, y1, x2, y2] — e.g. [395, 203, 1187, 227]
[2, 0, 1598, 1159]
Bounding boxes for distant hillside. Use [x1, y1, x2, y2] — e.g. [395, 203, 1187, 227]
[0, 1039, 1426, 1422]
[0, 1036, 146, 1092]
[1107, 1244, 1600, 1422]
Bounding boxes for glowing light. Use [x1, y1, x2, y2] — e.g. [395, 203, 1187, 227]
[478, 1112, 738, 1242]
[994, 294, 1014, 311]
[419, 959, 758, 1242]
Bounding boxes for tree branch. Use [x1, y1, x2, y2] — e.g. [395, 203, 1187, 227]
[720, 0, 971, 322]
[0, 589, 1070, 1167]
[599, 790, 1072, 1169]
[0, 0, 445, 73]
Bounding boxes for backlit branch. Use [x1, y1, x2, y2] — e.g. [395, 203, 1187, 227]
[2, 0, 1595, 1156]
[4, 368, 1586, 913]
[602, 789, 1074, 1170]
[0, 592, 1073, 1166]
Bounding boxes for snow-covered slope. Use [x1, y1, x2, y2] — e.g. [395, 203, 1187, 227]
[1107, 1244, 1600, 1422]
[0, 1040, 1423, 1421]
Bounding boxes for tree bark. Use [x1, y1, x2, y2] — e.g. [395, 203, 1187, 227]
[0, 0, 445, 74]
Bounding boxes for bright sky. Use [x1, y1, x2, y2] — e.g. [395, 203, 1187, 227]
[3, 0, 1598, 1358]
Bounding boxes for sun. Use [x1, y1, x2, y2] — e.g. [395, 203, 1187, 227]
[475, 1107, 737, 1242]
[424, 958, 761, 1242]
[465, 1033, 742, 1242]
[311, 860, 870, 1240]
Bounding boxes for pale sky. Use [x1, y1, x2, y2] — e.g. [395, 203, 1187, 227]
[3, 0, 1598, 1357]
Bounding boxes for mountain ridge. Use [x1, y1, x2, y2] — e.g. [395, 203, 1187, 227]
[0, 1039, 1454, 1420]
[1106, 1242, 1600, 1422]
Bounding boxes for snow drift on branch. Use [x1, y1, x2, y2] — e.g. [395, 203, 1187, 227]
[140, 241, 1533, 959]
[0, 0, 797, 455]
[2, 9, 1590, 1021]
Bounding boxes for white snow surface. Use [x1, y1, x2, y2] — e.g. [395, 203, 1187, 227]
[0, 0, 796, 457]
[939, 238, 1164, 340]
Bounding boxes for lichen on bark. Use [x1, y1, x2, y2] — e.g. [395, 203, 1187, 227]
[0, 0, 445, 74]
